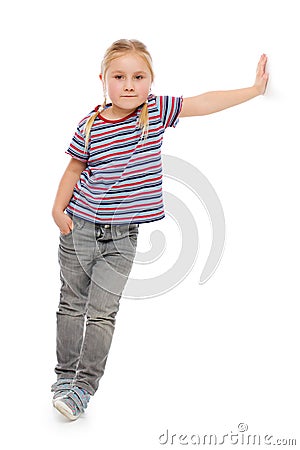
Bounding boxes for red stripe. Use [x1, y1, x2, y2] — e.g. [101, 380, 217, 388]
[130, 149, 161, 164]
[72, 185, 162, 201]
[85, 175, 162, 191]
[68, 205, 164, 223]
[91, 136, 163, 161]
[74, 193, 160, 211]
[95, 150, 161, 171]
[94, 133, 140, 150]
[103, 188, 162, 200]
[75, 131, 85, 142]
[91, 147, 134, 159]
[124, 163, 161, 177]
[92, 123, 136, 138]
[92, 200, 163, 211]
[69, 143, 87, 155]
[67, 204, 164, 222]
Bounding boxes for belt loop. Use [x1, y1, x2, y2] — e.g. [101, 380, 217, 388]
[115, 224, 121, 237]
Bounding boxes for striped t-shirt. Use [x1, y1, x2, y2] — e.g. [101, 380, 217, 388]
[65, 94, 183, 224]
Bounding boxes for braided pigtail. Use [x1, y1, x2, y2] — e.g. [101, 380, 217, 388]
[138, 101, 149, 140]
[84, 111, 98, 150]
[84, 95, 107, 150]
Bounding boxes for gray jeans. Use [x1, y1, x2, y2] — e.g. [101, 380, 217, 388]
[55, 216, 139, 395]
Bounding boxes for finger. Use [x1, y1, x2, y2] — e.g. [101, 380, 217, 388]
[261, 54, 268, 71]
[257, 57, 267, 77]
[256, 58, 263, 74]
[60, 219, 73, 235]
[60, 225, 72, 235]
[66, 217, 74, 230]
[257, 54, 267, 71]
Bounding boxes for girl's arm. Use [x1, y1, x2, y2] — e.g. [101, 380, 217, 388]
[179, 54, 268, 117]
[52, 158, 87, 234]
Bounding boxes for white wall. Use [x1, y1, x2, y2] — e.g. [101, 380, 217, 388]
[1, 0, 299, 448]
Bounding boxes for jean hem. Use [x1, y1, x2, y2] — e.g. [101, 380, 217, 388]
[73, 381, 95, 396]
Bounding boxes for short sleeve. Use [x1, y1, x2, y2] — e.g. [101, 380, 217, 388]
[156, 95, 183, 129]
[65, 125, 89, 162]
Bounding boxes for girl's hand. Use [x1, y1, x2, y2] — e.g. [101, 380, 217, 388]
[52, 210, 73, 235]
[254, 53, 269, 95]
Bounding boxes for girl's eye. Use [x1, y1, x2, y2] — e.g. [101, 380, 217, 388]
[113, 74, 144, 80]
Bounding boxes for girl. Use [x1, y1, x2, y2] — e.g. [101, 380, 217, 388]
[51, 39, 268, 420]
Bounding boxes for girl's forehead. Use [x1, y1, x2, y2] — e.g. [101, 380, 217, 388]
[107, 53, 150, 73]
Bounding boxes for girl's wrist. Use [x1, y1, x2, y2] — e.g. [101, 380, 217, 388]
[252, 82, 267, 97]
[52, 207, 65, 218]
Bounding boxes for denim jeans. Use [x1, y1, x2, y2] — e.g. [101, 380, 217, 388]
[55, 216, 139, 395]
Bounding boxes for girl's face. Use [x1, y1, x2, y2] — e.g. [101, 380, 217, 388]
[101, 52, 152, 114]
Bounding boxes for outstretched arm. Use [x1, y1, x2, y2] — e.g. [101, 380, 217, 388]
[179, 54, 269, 117]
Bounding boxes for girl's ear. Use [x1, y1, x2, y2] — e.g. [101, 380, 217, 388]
[99, 74, 106, 94]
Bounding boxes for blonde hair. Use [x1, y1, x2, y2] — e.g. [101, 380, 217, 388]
[84, 39, 154, 149]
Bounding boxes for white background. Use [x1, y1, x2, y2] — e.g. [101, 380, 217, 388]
[1, 0, 299, 448]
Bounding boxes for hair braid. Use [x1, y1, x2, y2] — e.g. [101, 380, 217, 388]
[138, 101, 149, 140]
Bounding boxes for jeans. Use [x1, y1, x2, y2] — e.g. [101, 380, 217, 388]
[55, 216, 139, 395]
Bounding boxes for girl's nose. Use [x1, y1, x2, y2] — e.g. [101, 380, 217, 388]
[124, 80, 134, 91]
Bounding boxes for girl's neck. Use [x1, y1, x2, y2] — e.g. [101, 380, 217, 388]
[101, 104, 137, 121]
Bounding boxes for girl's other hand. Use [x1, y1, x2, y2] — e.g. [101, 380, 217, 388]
[52, 210, 73, 235]
[254, 53, 269, 95]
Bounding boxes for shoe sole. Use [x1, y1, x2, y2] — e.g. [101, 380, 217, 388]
[52, 396, 62, 406]
[54, 399, 81, 421]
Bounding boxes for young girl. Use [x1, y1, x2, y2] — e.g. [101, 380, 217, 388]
[51, 39, 268, 420]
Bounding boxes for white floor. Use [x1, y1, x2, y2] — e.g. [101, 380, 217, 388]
[3, 273, 298, 449]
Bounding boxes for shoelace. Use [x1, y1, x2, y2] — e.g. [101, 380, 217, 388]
[51, 378, 73, 399]
[58, 386, 90, 415]
[51, 378, 73, 391]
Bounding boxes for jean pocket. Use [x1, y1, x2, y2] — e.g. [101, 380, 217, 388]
[128, 226, 139, 247]
[59, 217, 86, 238]
[60, 230, 73, 238]
[128, 224, 139, 232]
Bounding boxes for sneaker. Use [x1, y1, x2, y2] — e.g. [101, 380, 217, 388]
[53, 386, 91, 421]
[51, 378, 73, 404]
